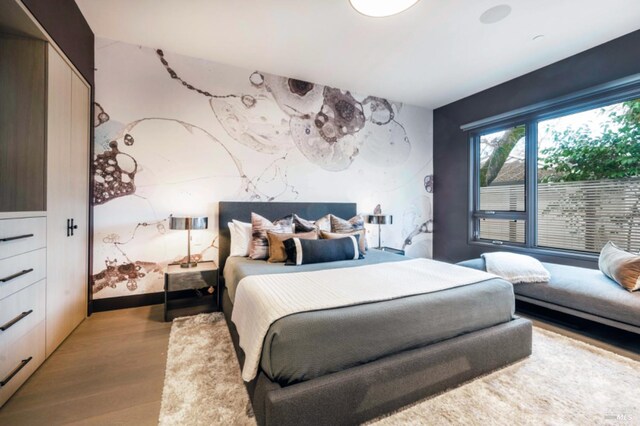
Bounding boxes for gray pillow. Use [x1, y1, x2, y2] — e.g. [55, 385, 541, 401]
[598, 241, 640, 292]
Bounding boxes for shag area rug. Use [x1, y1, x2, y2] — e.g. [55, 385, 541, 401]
[159, 313, 640, 425]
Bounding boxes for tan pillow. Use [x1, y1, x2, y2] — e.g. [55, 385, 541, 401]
[320, 230, 366, 255]
[598, 242, 640, 292]
[267, 231, 317, 263]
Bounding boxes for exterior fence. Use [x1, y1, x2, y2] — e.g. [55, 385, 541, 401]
[479, 177, 640, 253]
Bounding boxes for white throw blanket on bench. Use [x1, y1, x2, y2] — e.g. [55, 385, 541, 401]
[231, 258, 498, 382]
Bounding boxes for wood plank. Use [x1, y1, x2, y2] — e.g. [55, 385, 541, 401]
[0, 35, 46, 212]
[0, 306, 171, 424]
[1, 303, 635, 424]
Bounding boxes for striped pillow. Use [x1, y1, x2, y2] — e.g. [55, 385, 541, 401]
[599, 241, 640, 292]
[330, 214, 365, 233]
[330, 214, 368, 249]
[283, 235, 363, 265]
[320, 230, 366, 256]
[293, 214, 331, 233]
[249, 213, 293, 260]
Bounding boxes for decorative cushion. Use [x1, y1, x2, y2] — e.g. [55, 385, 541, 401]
[330, 214, 365, 232]
[284, 235, 363, 265]
[228, 220, 252, 257]
[481, 252, 550, 284]
[249, 213, 293, 260]
[320, 230, 366, 256]
[293, 213, 331, 233]
[330, 214, 368, 249]
[267, 230, 317, 263]
[599, 241, 640, 292]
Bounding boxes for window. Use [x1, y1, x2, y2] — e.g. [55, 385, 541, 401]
[471, 95, 640, 254]
[479, 125, 526, 212]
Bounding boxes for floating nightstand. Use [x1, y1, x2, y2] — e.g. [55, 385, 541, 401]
[164, 261, 218, 321]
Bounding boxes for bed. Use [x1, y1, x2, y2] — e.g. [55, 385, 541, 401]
[219, 201, 532, 426]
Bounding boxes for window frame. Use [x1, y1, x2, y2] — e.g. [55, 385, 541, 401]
[470, 121, 529, 248]
[467, 75, 640, 260]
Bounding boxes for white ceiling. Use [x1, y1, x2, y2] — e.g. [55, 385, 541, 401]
[76, 0, 640, 109]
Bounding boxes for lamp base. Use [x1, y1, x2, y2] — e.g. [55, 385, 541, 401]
[179, 261, 199, 268]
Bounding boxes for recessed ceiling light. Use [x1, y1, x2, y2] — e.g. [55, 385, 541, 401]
[479, 4, 512, 24]
[349, 0, 421, 18]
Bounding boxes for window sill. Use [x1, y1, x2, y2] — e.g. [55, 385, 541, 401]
[468, 240, 599, 264]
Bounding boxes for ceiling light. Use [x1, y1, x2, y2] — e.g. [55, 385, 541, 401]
[349, 0, 420, 18]
[479, 4, 512, 24]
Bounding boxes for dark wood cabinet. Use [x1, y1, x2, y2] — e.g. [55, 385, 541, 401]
[0, 35, 46, 212]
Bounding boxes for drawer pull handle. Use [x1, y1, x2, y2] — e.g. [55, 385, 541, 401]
[1, 268, 34, 283]
[0, 234, 34, 243]
[0, 357, 33, 387]
[0, 310, 33, 332]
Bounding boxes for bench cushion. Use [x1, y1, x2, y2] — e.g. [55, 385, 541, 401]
[458, 258, 640, 328]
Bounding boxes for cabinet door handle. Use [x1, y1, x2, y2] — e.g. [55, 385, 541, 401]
[0, 234, 34, 243]
[67, 219, 78, 237]
[0, 268, 34, 283]
[0, 310, 33, 332]
[0, 357, 32, 387]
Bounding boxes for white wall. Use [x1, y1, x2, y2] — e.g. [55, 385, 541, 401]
[92, 38, 433, 299]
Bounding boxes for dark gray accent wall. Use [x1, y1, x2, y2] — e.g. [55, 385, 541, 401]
[433, 29, 640, 267]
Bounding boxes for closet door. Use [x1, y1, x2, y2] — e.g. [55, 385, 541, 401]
[46, 45, 72, 356]
[46, 45, 89, 356]
[67, 71, 90, 331]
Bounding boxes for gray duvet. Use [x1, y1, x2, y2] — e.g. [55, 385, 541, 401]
[224, 251, 515, 385]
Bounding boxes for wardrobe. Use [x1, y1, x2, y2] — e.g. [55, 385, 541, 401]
[0, 2, 90, 407]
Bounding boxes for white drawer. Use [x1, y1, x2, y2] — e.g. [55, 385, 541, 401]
[0, 281, 46, 351]
[0, 320, 45, 408]
[0, 217, 46, 260]
[0, 248, 46, 301]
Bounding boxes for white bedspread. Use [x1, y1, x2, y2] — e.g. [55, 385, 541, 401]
[231, 258, 498, 382]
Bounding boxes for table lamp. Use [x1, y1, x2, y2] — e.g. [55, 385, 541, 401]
[169, 215, 208, 268]
[367, 211, 393, 249]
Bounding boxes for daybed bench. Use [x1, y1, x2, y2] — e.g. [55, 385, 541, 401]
[458, 258, 640, 334]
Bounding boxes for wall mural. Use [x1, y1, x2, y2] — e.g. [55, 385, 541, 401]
[92, 38, 434, 299]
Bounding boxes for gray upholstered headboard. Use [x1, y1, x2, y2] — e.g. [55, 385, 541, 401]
[218, 201, 357, 277]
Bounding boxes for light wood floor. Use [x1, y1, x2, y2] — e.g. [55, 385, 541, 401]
[0, 304, 637, 425]
[0, 305, 172, 426]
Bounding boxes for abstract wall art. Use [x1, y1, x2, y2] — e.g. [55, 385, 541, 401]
[92, 38, 434, 299]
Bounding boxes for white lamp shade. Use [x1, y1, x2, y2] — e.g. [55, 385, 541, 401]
[350, 0, 420, 17]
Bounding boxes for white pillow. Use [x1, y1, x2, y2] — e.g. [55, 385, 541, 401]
[229, 220, 251, 257]
[481, 252, 550, 284]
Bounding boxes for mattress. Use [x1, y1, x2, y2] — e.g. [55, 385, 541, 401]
[224, 251, 516, 385]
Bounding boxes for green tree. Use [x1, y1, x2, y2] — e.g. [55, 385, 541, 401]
[479, 126, 525, 187]
[540, 99, 640, 182]
[538, 98, 640, 252]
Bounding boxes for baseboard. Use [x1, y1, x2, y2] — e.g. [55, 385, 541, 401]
[92, 289, 209, 312]
[93, 292, 164, 312]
